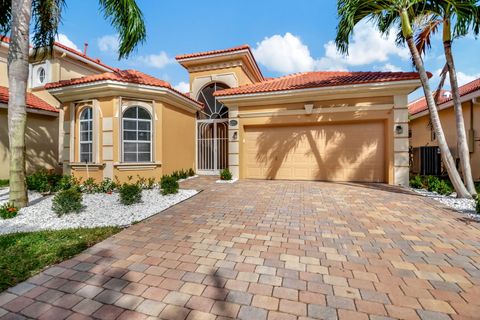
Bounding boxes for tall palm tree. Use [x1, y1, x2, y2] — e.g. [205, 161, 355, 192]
[335, 0, 471, 198]
[0, 0, 146, 207]
[415, 0, 479, 196]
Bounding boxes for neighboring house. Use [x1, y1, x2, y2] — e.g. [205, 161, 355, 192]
[47, 45, 422, 186]
[0, 36, 115, 179]
[409, 78, 480, 181]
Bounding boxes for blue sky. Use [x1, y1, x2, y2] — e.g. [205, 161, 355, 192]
[57, 0, 480, 100]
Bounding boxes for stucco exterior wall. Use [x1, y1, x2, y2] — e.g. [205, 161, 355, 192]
[63, 96, 196, 183]
[0, 108, 59, 179]
[410, 101, 480, 180]
[161, 103, 196, 175]
[0, 47, 7, 87]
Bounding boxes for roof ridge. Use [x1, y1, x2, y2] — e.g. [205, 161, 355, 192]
[175, 44, 251, 60]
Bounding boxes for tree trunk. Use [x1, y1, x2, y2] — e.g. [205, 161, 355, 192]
[405, 36, 471, 199]
[443, 40, 477, 196]
[7, 0, 32, 208]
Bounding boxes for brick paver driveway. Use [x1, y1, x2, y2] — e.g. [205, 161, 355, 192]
[1, 177, 480, 320]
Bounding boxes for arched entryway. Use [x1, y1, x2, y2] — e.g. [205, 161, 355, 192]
[196, 83, 229, 174]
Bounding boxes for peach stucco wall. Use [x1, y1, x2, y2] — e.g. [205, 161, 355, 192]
[410, 101, 480, 181]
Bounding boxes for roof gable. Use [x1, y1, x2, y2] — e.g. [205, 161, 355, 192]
[0, 86, 58, 113]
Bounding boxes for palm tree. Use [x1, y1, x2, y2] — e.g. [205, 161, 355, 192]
[415, 0, 479, 196]
[335, 0, 471, 198]
[0, 0, 146, 207]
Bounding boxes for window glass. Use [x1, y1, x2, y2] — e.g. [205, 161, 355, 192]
[79, 107, 93, 163]
[122, 106, 152, 162]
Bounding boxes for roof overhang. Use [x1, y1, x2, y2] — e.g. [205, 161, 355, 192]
[410, 89, 480, 119]
[176, 49, 264, 83]
[0, 103, 59, 117]
[47, 81, 202, 113]
[216, 79, 422, 106]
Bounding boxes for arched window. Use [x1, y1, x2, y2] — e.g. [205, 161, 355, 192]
[79, 107, 93, 163]
[123, 106, 152, 162]
[197, 82, 229, 119]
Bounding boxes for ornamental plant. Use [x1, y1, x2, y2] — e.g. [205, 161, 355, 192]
[476, 197, 480, 214]
[119, 183, 142, 205]
[160, 175, 179, 195]
[52, 188, 83, 217]
[220, 168, 232, 181]
[188, 168, 195, 177]
[0, 202, 19, 219]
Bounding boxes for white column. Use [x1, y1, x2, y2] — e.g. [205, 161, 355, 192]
[393, 95, 409, 187]
[228, 106, 240, 179]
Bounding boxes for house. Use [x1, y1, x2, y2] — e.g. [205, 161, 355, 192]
[409, 79, 480, 181]
[47, 45, 422, 186]
[0, 36, 115, 179]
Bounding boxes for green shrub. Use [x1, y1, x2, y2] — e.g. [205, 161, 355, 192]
[146, 177, 156, 189]
[0, 202, 18, 219]
[179, 169, 188, 180]
[188, 168, 195, 177]
[425, 176, 441, 193]
[81, 178, 99, 194]
[56, 175, 80, 192]
[476, 197, 480, 214]
[409, 175, 424, 189]
[96, 178, 117, 193]
[436, 180, 453, 195]
[119, 183, 142, 205]
[52, 188, 83, 217]
[0, 179, 9, 188]
[26, 170, 61, 193]
[220, 168, 232, 181]
[160, 175, 179, 195]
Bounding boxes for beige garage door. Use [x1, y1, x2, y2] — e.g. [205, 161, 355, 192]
[244, 122, 385, 182]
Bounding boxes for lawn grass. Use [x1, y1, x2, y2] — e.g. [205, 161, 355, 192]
[0, 227, 121, 292]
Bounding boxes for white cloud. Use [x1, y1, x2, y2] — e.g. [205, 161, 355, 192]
[174, 81, 190, 93]
[137, 51, 173, 69]
[378, 63, 403, 72]
[55, 33, 80, 52]
[253, 22, 409, 74]
[456, 71, 480, 86]
[98, 34, 119, 52]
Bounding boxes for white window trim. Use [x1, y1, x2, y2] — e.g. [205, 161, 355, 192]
[78, 106, 93, 163]
[121, 104, 153, 163]
[30, 60, 51, 88]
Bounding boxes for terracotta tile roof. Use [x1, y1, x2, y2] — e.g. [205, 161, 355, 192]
[1, 35, 115, 71]
[175, 45, 251, 60]
[0, 86, 58, 113]
[408, 78, 480, 115]
[214, 71, 424, 96]
[45, 69, 202, 106]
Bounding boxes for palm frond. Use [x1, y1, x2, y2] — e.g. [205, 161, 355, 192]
[415, 18, 441, 56]
[0, 0, 12, 38]
[434, 63, 449, 103]
[31, 0, 66, 57]
[98, 0, 146, 59]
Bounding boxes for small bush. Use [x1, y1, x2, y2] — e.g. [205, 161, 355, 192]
[52, 188, 83, 217]
[81, 178, 99, 194]
[409, 175, 424, 189]
[476, 197, 480, 214]
[96, 178, 117, 193]
[436, 180, 453, 195]
[119, 183, 142, 205]
[146, 177, 156, 189]
[56, 175, 80, 192]
[0, 202, 18, 219]
[188, 168, 195, 177]
[160, 175, 179, 195]
[179, 169, 188, 180]
[0, 179, 9, 188]
[220, 168, 232, 181]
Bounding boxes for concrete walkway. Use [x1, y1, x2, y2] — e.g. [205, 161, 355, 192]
[1, 177, 479, 319]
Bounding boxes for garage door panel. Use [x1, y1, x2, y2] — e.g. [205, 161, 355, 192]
[244, 122, 385, 182]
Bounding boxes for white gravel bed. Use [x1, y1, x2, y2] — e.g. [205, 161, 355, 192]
[0, 188, 198, 235]
[411, 187, 478, 220]
[0, 188, 43, 205]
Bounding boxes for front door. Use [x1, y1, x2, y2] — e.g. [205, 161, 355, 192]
[197, 120, 228, 174]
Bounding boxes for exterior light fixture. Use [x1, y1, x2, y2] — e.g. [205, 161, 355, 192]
[232, 131, 238, 140]
[395, 125, 403, 135]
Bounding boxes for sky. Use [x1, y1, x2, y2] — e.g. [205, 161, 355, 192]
[56, 0, 480, 100]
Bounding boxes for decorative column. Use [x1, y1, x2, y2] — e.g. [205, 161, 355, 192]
[393, 95, 410, 186]
[228, 106, 240, 179]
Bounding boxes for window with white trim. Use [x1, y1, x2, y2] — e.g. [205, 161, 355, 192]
[122, 106, 152, 162]
[79, 107, 93, 163]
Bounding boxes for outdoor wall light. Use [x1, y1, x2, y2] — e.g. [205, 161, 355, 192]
[395, 125, 404, 135]
[232, 131, 238, 140]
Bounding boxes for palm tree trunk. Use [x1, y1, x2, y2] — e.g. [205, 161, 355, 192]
[7, 0, 32, 208]
[405, 36, 471, 198]
[443, 40, 477, 196]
